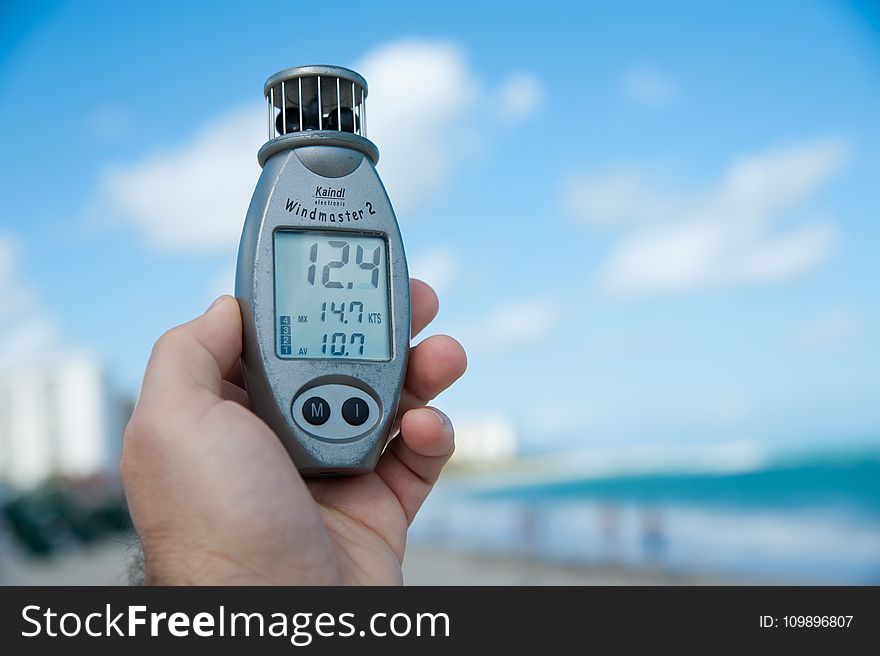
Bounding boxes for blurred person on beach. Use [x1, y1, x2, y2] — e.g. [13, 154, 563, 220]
[599, 503, 622, 562]
[641, 507, 667, 563]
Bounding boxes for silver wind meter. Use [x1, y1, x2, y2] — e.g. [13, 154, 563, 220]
[235, 65, 409, 476]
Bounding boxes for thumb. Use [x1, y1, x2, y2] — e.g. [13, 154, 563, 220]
[142, 295, 243, 399]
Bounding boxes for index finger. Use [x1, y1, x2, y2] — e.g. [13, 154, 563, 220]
[411, 278, 439, 339]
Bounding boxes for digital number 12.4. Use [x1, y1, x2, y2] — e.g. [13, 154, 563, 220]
[307, 241, 381, 289]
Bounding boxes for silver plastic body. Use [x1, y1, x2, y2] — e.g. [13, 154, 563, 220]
[235, 142, 409, 476]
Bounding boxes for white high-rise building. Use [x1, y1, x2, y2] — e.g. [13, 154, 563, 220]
[0, 353, 131, 489]
[450, 413, 518, 466]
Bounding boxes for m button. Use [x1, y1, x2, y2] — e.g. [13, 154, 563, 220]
[302, 396, 330, 425]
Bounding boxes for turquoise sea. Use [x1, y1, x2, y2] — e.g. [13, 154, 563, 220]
[411, 448, 880, 583]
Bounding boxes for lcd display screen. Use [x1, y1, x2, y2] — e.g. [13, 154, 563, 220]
[274, 230, 391, 361]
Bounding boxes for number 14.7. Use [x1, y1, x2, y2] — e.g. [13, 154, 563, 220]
[321, 301, 364, 324]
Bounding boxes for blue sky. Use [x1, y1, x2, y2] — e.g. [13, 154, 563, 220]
[1, 1, 878, 460]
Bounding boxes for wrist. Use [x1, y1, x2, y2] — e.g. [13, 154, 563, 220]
[139, 541, 275, 586]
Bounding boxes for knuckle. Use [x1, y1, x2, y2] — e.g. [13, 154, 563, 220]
[121, 408, 160, 470]
[150, 327, 184, 360]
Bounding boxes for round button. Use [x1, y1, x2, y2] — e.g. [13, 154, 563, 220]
[342, 397, 370, 426]
[302, 396, 330, 425]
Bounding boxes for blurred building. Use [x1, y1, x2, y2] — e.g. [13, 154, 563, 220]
[0, 353, 132, 489]
[450, 414, 518, 466]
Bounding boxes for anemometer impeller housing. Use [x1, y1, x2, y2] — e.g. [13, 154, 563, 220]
[236, 65, 410, 476]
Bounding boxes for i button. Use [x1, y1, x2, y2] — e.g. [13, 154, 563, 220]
[342, 397, 369, 426]
[302, 397, 330, 425]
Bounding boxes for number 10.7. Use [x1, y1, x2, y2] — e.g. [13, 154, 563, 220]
[322, 332, 366, 356]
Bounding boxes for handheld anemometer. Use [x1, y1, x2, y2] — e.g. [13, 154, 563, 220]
[236, 65, 409, 476]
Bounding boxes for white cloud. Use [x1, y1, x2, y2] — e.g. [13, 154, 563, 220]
[86, 105, 131, 141]
[735, 223, 836, 284]
[523, 400, 590, 441]
[621, 68, 678, 108]
[0, 234, 53, 360]
[0, 237, 35, 323]
[408, 247, 458, 295]
[562, 167, 683, 226]
[495, 72, 543, 122]
[794, 309, 861, 349]
[98, 104, 264, 252]
[95, 39, 541, 253]
[574, 138, 848, 296]
[0, 317, 54, 358]
[719, 138, 848, 216]
[461, 299, 561, 354]
[358, 39, 541, 215]
[0, 238, 26, 315]
[563, 440, 768, 477]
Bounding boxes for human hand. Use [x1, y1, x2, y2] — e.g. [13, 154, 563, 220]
[120, 280, 466, 585]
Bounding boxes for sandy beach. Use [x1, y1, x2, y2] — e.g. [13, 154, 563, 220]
[403, 545, 734, 585]
[0, 538, 735, 586]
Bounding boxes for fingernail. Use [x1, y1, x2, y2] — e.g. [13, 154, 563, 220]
[430, 408, 450, 427]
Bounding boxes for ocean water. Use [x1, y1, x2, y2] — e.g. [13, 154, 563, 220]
[410, 451, 880, 583]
